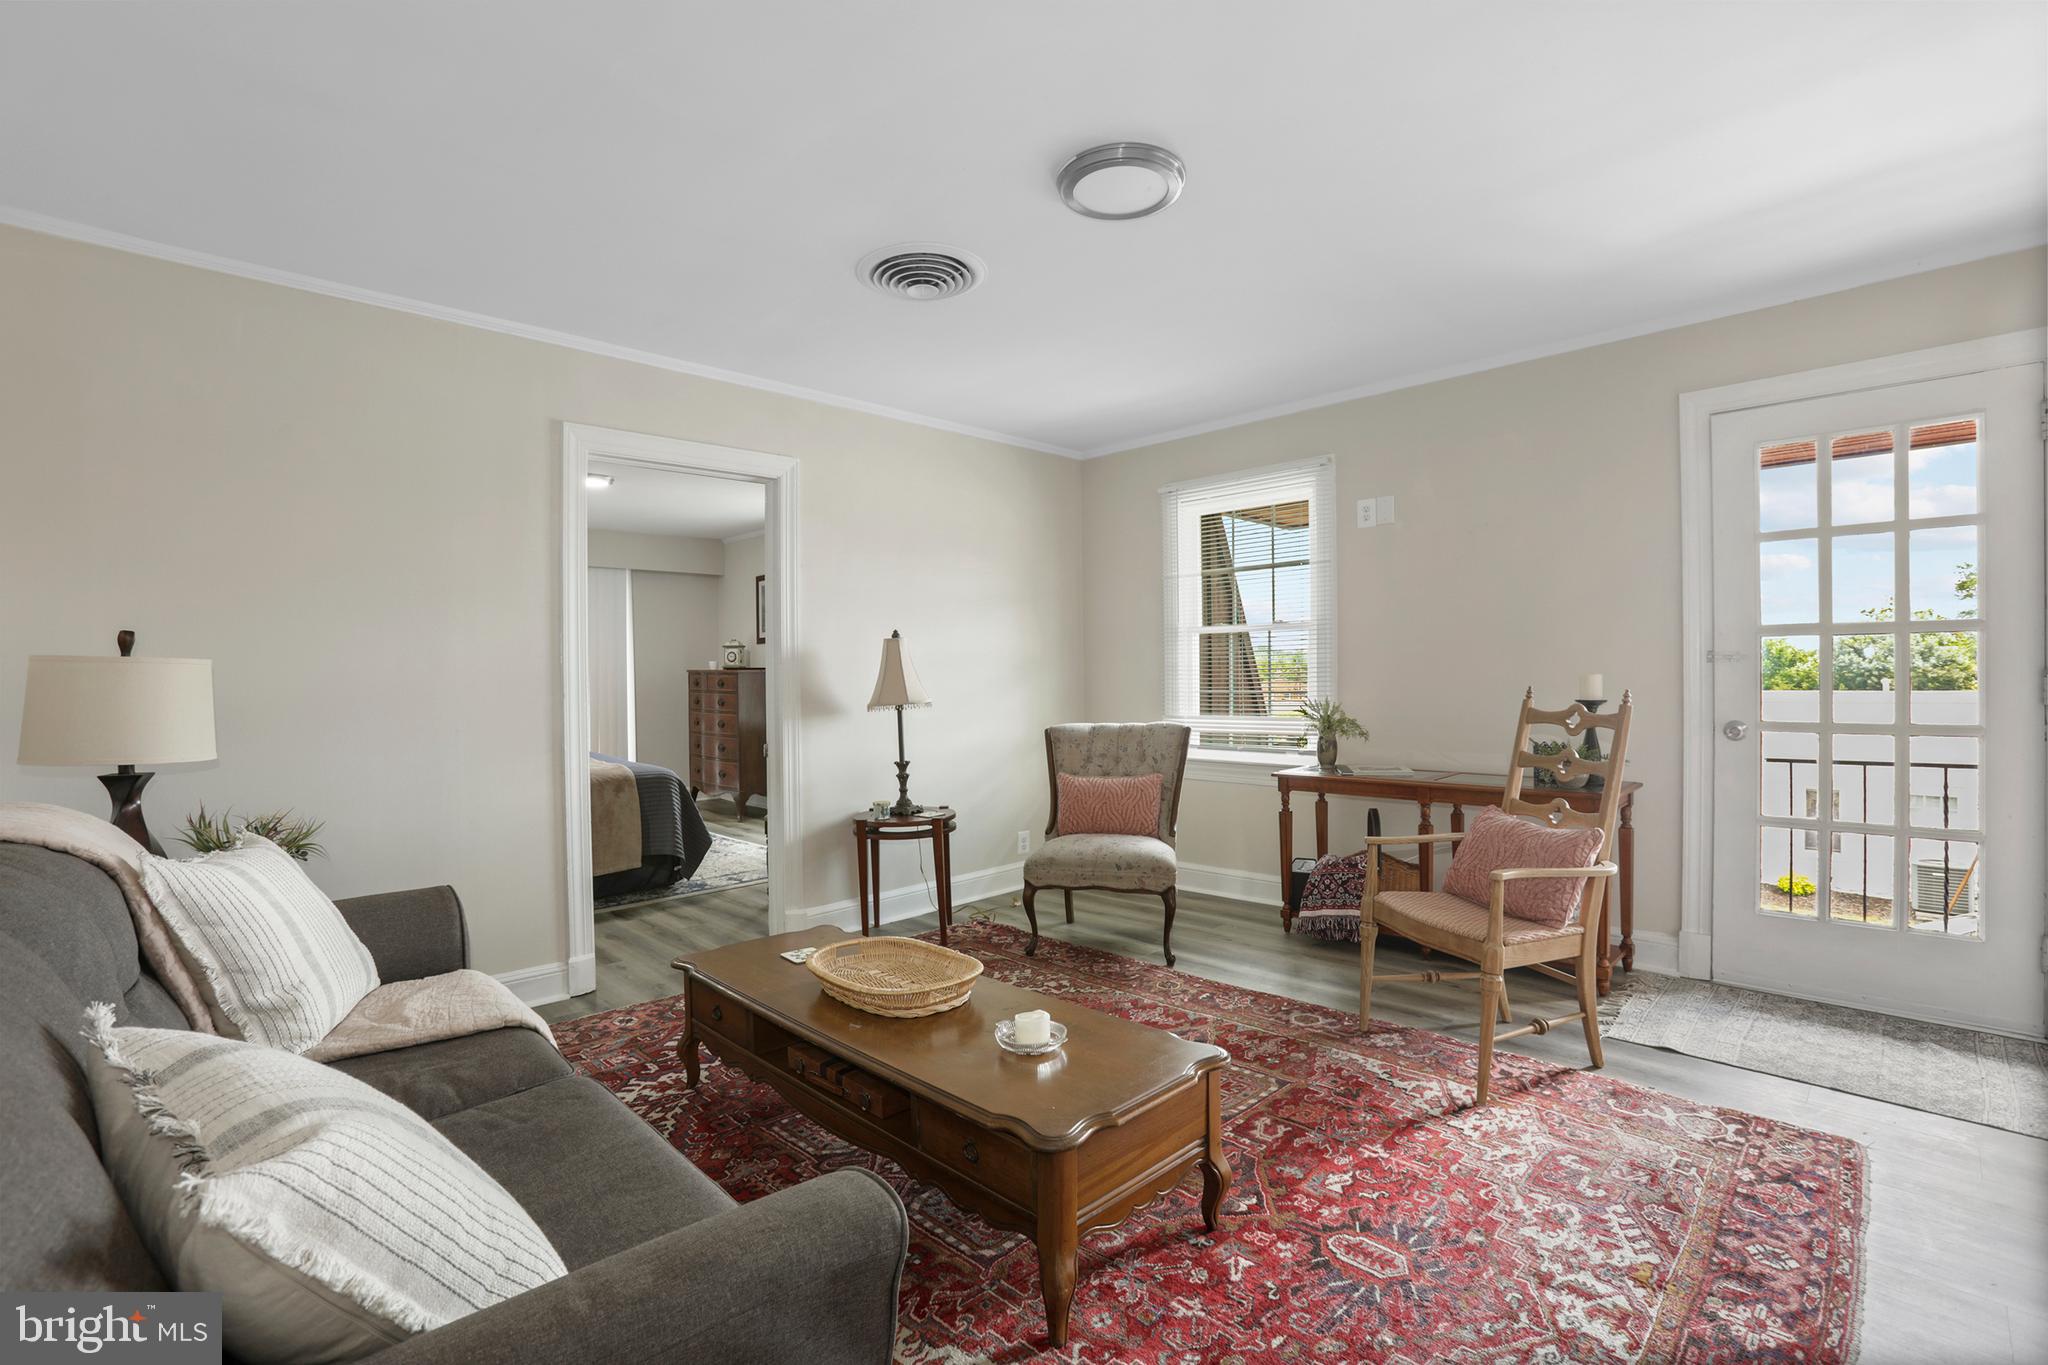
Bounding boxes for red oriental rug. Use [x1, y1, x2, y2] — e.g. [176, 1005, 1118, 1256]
[553, 922, 1866, 1363]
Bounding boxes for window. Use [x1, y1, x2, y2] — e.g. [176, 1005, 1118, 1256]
[1161, 459, 1335, 752]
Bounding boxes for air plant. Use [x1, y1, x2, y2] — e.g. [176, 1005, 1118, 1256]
[178, 807, 327, 861]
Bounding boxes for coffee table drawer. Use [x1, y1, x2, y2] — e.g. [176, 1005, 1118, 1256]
[690, 986, 752, 1049]
[918, 1103, 1032, 1205]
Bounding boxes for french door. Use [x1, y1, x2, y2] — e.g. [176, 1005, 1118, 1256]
[1709, 364, 2045, 1037]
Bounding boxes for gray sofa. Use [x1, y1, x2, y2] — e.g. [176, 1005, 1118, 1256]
[0, 842, 909, 1364]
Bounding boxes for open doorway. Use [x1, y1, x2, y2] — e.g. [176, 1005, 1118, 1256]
[555, 424, 799, 1015]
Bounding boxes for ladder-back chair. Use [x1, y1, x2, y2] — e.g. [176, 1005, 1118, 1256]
[1358, 689, 1633, 1105]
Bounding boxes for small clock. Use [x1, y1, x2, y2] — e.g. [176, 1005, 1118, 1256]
[720, 639, 748, 668]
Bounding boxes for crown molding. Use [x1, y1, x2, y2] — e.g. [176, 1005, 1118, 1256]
[0, 205, 1086, 460]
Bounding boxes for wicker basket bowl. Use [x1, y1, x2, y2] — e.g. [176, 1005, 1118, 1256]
[806, 938, 984, 1018]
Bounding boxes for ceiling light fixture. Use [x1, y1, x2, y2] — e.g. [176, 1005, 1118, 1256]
[1056, 142, 1185, 220]
[586, 473, 614, 490]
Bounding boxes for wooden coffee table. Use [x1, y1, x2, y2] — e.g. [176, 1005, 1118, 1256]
[673, 928, 1231, 1347]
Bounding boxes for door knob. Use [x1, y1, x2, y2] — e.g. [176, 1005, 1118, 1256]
[1722, 721, 1749, 741]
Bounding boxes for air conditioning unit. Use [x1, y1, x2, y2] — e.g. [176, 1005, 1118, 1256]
[1910, 859, 1974, 915]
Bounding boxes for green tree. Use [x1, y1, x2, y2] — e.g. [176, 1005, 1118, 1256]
[1761, 563, 1976, 693]
[1760, 636, 1818, 691]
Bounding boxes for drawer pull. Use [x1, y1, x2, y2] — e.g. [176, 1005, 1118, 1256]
[710, 1003, 724, 1023]
[960, 1140, 980, 1166]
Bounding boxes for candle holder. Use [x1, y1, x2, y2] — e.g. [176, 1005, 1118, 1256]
[1575, 697, 1607, 789]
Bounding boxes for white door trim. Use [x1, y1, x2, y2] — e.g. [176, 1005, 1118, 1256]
[1676, 328, 2046, 982]
[560, 422, 801, 998]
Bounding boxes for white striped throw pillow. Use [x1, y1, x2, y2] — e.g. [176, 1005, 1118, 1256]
[84, 1004, 567, 1363]
[141, 836, 379, 1053]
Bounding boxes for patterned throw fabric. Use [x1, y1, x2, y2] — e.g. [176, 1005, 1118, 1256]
[83, 1006, 566, 1360]
[141, 836, 379, 1053]
[1054, 772, 1163, 837]
[1442, 806, 1605, 927]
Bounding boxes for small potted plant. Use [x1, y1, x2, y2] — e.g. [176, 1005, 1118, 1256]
[1296, 698, 1367, 770]
[178, 806, 327, 861]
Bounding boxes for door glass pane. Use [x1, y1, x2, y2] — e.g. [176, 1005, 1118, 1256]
[1759, 826, 1818, 918]
[1829, 832, 1894, 926]
[1909, 526, 1978, 620]
[1906, 836, 1981, 938]
[1909, 630, 1979, 724]
[1830, 431, 1894, 526]
[1908, 419, 1978, 517]
[1761, 635, 1820, 721]
[1761, 540, 1818, 624]
[1832, 633, 1895, 723]
[1759, 439, 1817, 531]
[1832, 733, 1894, 825]
[1832, 532, 1894, 624]
[1908, 735, 1979, 834]
[1760, 730, 1818, 818]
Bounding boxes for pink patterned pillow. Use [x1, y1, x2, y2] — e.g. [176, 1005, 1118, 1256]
[1442, 806, 1605, 928]
[1055, 773, 1163, 838]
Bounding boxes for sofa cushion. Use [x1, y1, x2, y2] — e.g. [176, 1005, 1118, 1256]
[0, 933, 167, 1292]
[1025, 833, 1176, 892]
[433, 1075, 737, 1270]
[0, 843, 187, 1031]
[330, 1026, 572, 1122]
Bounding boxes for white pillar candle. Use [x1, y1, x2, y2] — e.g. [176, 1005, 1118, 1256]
[1577, 673, 1604, 699]
[1012, 1009, 1052, 1046]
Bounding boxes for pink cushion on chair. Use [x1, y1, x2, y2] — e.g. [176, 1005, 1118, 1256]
[1055, 773, 1163, 838]
[1441, 806, 1605, 928]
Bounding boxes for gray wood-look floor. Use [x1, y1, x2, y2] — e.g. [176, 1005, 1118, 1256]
[541, 858, 2046, 1365]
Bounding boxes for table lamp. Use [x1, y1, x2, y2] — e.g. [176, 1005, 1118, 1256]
[867, 630, 931, 817]
[17, 629, 217, 855]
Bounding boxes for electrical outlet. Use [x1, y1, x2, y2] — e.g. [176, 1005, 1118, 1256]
[1355, 497, 1376, 529]
[1017, 830, 1031, 855]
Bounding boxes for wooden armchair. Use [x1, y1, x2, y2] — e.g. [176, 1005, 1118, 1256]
[1359, 690, 1633, 1105]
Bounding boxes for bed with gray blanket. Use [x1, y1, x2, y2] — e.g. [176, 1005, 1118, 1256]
[590, 754, 712, 899]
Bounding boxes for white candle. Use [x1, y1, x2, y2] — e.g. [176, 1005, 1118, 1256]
[1577, 673, 1604, 700]
[1013, 1009, 1052, 1046]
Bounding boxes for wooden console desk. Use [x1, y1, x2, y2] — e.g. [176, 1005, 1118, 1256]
[1276, 767, 1641, 994]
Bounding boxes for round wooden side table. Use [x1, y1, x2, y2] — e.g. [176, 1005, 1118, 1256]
[852, 807, 957, 944]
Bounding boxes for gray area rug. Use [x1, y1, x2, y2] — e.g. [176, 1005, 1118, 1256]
[1605, 973, 2047, 1137]
[597, 833, 768, 911]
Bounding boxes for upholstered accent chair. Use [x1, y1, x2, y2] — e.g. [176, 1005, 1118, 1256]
[1359, 690, 1634, 1105]
[1023, 723, 1191, 965]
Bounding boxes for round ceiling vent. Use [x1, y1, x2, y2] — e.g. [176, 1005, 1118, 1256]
[856, 243, 986, 301]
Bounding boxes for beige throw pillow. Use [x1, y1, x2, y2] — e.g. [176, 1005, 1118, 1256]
[84, 1004, 567, 1364]
[140, 836, 379, 1053]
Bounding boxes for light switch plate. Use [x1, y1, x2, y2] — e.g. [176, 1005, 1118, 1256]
[1376, 495, 1396, 525]
[1355, 498, 1376, 529]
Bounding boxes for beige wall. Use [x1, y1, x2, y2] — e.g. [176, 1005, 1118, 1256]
[589, 529, 723, 577]
[718, 532, 766, 650]
[1079, 248, 2046, 955]
[628, 570, 721, 775]
[0, 225, 1085, 979]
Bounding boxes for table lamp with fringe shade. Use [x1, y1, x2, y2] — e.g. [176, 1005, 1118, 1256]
[867, 630, 931, 817]
[17, 629, 216, 855]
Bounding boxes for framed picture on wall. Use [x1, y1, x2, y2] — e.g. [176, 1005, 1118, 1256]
[755, 574, 767, 645]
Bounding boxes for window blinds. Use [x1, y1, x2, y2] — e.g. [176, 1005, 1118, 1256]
[1160, 457, 1336, 751]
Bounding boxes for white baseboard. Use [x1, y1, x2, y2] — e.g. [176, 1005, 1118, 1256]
[1678, 929, 1713, 980]
[800, 860, 1025, 932]
[496, 960, 574, 1007]
[1628, 931, 1680, 978]
[1177, 860, 1284, 907]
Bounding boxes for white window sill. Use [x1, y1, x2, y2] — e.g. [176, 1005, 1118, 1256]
[1185, 750, 1304, 786]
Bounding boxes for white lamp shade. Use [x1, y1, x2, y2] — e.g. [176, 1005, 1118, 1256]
[866, 634, 931, 711]
[18, 655, 217, 767]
